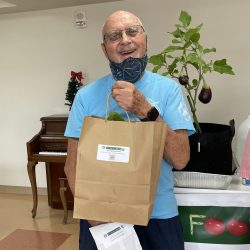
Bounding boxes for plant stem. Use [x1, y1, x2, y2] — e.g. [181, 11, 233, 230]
[187, 95, 202, 134]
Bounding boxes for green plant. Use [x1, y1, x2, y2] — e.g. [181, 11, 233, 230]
[149, 10, 234, 133]
[107, 111, 125, 121]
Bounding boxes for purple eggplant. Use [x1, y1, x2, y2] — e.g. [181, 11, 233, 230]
[198, 86, 212, 104]
[178, 75, 189, 85]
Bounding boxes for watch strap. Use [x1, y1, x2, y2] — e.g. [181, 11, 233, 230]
[140, 106, 159, 121]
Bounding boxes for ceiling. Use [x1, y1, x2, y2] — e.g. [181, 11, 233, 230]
[0, 0, 122, 15]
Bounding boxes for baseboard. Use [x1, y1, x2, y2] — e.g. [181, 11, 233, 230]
[0, 185, 47, 196]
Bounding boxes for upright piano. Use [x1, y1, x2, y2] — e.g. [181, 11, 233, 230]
[26, 114, 73, 218]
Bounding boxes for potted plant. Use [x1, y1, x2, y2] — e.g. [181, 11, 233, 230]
[149, 11, 235, 175]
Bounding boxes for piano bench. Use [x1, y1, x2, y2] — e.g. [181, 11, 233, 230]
[59, 177, 69, 224]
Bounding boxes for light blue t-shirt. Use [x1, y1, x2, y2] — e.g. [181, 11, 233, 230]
[65, 70, 195, 219]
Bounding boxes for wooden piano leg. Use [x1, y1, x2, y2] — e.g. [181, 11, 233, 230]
[27, 161, 38, 218]
[59, 178, 68, 224]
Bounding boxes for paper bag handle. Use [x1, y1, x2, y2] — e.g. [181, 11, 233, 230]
[106, 92, 131, 122]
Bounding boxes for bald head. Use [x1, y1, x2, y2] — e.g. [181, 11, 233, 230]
[101, 10, 147, 63]
[102, 11, 144, 39]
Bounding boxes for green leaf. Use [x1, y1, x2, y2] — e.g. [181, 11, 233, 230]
[188, 61, 199, 70]
[107, 112, 125, 121]
[152, 65, 162, 73]
[179, 55, 186, 62]
[168, 64, 177, 75]
[172, 39, 182, 43]
[163, 45, 183, 53]
[179, 11, 191, 27]
[149, 54, 165, 66]
[195, 23, 203, 30]
[213, 59, 235, 75]
[202, 64, 212, 74]
[170, 28, 185, 38]
[161, 72, 169, 76]
[203, 48, 216, 54]
[186, 53, 205, 66]
[197, 44, 203, 53]
[167, 59, 178, 74]
[190, 33, 200, 43]
[185, 29, 197, 40]
[183, 41, 192, 49]
[192, 79, 198, 87]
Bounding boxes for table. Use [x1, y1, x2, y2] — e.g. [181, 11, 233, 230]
[175, 176, 250, 250]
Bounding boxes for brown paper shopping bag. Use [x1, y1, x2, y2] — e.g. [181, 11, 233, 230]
[73, 116, 167, 225]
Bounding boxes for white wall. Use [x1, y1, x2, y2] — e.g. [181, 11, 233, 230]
[0, 0, 249, 187]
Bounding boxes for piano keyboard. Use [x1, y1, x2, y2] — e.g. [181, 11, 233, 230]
[39, 151, 67, 156]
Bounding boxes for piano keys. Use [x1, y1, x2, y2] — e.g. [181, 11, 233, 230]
[38, 151, 67, 156]
[26, 114, 73, 218]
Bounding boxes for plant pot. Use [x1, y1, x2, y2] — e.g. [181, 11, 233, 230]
[175, 120, 235, 175]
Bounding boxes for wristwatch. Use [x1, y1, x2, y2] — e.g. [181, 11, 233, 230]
[140, 106, 159, 121]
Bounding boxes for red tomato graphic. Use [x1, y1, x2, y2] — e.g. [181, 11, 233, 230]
[227, 219, 249, 236]
[204, 217, 225, 235]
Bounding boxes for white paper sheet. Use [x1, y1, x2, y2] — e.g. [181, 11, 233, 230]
[89, 222, 142, 250]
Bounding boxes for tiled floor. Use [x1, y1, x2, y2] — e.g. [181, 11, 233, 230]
[0, 192, 79, 250]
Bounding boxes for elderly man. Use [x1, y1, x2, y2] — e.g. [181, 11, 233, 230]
[64, 10, 195, 250]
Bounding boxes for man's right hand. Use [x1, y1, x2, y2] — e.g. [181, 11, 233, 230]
[88, 220, 106, 227]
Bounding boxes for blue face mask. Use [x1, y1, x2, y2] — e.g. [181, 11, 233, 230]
[109, 54, 148, 84]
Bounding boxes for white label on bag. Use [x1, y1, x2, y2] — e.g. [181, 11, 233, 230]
[97, 144, 130, 163]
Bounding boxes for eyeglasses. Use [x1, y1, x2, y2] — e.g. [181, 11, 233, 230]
[103, 25, 145, 43]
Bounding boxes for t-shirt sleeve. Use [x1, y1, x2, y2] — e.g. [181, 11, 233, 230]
[162, 84, 195, 136]
[64, 92, 87, 139]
